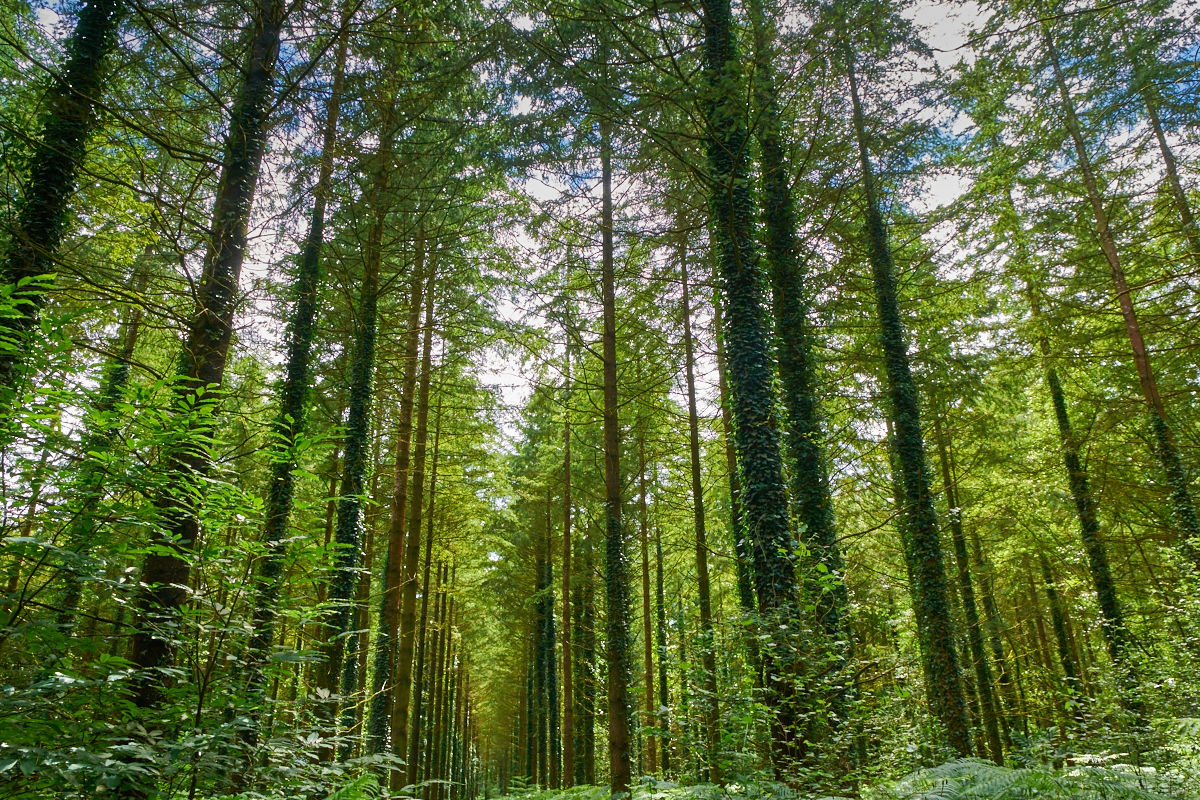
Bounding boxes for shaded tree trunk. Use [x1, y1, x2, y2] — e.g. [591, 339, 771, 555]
[845, 49, 971, 757]
[392, 262, 439, 789]
[679, 242, 721, 782]
[369, 234, 428, 754]
[127, 0, 286, 722]
[1044, 27, 1200, 559]
[0, 0, 124, 396]
[933, 413, 1003, 763]
[598, 114, 632, 796]
[242, 13, 351, 748]
[560, 342, 575, 786]
[701, 0, 803, 770]
[409, 397, 444, 785]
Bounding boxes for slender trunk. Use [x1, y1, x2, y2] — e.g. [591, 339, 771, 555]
[561, 343, 575, 786]
[0, 0, 124, 395]
[680, 245, 721, 781]
[598, 114, 633, 796]
[317, 134, 391, 730]
[545, 520, 561, 789]
[749, 0, 844, 644]
[845, 50, 971, 756]
[1038, 553, 1084, 722]
[409, 398, 443, 783]
[127, 0, 285, 723]
[369, 234, 428, 754]
[701, 0, 801, 769]
[243, 14, 350, 745]
[970, 526, 1018, 746]
[392, 264, 438, 789]
[1044, 29, 1200, 558]
[638, 437, 657, 775]
[654, 523, 671, 775]
[933, 414, 1003, 763]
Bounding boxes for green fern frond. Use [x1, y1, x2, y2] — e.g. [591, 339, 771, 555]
[323, 774, 383, 800]
[882, 757, 1171, 799]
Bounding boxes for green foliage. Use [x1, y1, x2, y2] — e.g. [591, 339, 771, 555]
[875, 758, 1173, 800]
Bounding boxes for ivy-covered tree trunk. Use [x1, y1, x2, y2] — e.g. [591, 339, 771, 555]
[317, 124, 394, 746]
[933, 413, 1003, 763]
[1038, 553, 1084, 722]
[369, 234, 427, 755]
[969, 526, 1019, 745]
[544, 520, 561, 789]
[1025, 285, 1135, 672]
[713, 296, 760, 682]
[845, 51, 972, 757]
[701, 0, 803, 770]
[598, 113, 633, 797]
[126, 0, 285, 722]
[392, 263, 438, 790]
[680, 244, 721, 782]
[748, 0, 845, 645]
[242, 14, 351, 748]
[0, 0, 123, 399]
[1044, 28, 1200, 562]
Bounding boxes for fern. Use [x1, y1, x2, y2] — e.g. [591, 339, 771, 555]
[879, 758, 1173, 800]
[323, 774, 383, 800]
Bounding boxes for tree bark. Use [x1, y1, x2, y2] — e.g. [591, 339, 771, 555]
[680, 243, 721, 782]
[845, 49, 971, 757]
[561, 342, 575, 786]
[933, 413, 1003, 763]
[701, 0, 803, 770]
[0, 0, 124, 397]
[369, 234, 428, 754]
[127, 0, 286, 721]
[599, 113, 633, 796]
[1044, 28, 1200, 559]
[392, 262, 438, 789]
[243, 12, 350, 747]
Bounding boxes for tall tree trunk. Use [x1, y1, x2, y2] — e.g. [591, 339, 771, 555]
[392, 263, 438, 790]
[561, 342, 575, 786]
[242, 13, 351, 747]
[598, 114, 633, 796]
[638, 436, 657, 776]
[714, 296, 761, 687]
[748, 0, 845, 644]
[1038, 553, 1084, 722]
[545, 518, 561, 789]
[701, 0, 803, 770]
[316, 117, 394, 736]
[933, 413, 1003, 763]
[679, 243, 721, 782]
[409, 397, 443, 785]
[369, 234, 428, 754]
[845, 49, 971, 757]
[970, 526, 1018, 745]
[0, 0, 124, 397]
[126, 0, 285, 723]
[1044, 28, 1200, 559]
[654, 523, 671, 775]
